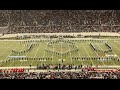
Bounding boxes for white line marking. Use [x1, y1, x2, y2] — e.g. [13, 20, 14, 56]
[0, 41, 16, 66]
[9, 42, 24, 67]
[90, 43, 105, 66]
[109, 41, 120, 61]
[76, 43, 84, 65]
[68, 42, 73, 64]
[82, 42, 94, 66]
[20, 43, 30, 66]
[31, 44, 40, 65]
[41, 42, 49, 66]
[97, 43, 116, 66]
[0, 42, 14, 57]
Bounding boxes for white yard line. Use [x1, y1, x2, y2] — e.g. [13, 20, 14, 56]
[20, 42, 30, 66]
[97, 43, 116, 66]
[9, 42, 23, 67]
[111, 41, 120, 52]
[0, 43, 14, 65]
[106, 42, 117, 66]
[114, 41, 120, 45]
[85, 45, 97, 56]
[76, 44, 84, 65]
[96, 44, 107, 66]
[20, 44, 27, 66]
[96, 44, 104, 53]
[90, 43, 105, 66]
[109, 41, 120, 60]
[21, 41, 40, 66]
[67, 42, 73, 64]
[0, 41, 9, 49]
[0, 42, 15, 57]
[41, 42, 49, 66]
[0, 41, 16, 66]
[82, 43, 94, 66]
[9, 41, 29, 66]
[31, 44, 40, 66]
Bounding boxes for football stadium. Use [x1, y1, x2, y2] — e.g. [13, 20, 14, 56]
[0, 10, 120, 79]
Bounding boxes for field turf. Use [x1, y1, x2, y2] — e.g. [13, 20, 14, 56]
[0, 38, 120, 67]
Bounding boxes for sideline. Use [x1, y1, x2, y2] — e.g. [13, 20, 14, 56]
[1, 65, 120, 69]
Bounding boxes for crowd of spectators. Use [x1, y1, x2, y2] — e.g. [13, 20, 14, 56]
[0, 64, 120, 79]
[0, 10, 120, 33]
[0, 71, 120, 79]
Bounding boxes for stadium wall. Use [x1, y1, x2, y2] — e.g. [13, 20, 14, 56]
[0, 32, 120, 38]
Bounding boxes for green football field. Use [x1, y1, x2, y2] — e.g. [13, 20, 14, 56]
[0, 37, 120, 67]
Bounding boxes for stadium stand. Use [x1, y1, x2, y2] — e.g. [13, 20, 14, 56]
[0, 10, 120, 34]
[0, 10, 120, 79]
[0, 26, 9, 34]
[0, 70, 120, 79]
